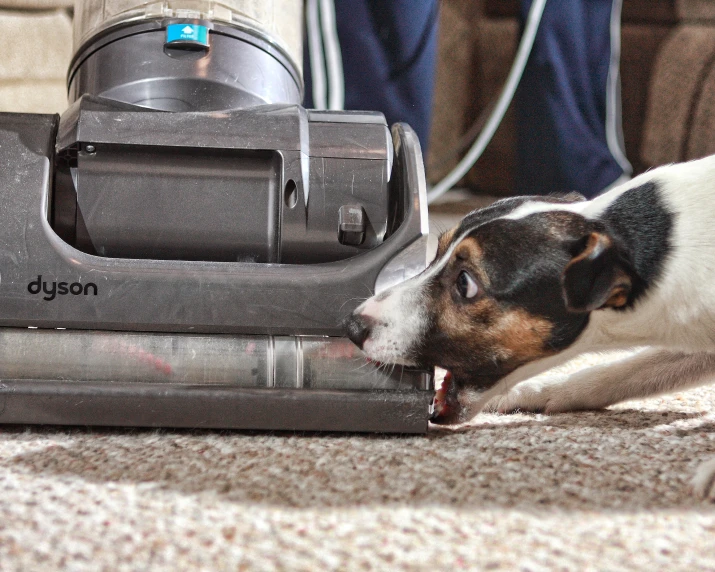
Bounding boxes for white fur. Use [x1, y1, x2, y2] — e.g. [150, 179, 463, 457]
[354, 227, 473, 364]
[358, 282, 425, 366]
[487, 156, 715, 498]
[356, 155, 715, 497]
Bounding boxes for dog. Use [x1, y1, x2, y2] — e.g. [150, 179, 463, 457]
[345, 154, 715, 497]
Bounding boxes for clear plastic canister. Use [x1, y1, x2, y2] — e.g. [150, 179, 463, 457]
[73, 0, 303, 73]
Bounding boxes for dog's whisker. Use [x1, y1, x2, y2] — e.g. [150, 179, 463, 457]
[349, 360, 374, 374]
[360, 281, 374, 298]
[339, 296, 369, 312]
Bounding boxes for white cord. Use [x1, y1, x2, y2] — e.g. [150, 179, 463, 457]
[427, 0, 548, 204]
[605, 0, 632, 175]
[319, 0, 345, 111]
[306, 0, 327, 110]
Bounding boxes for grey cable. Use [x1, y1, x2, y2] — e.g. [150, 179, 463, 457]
[427, 0, 547, 204]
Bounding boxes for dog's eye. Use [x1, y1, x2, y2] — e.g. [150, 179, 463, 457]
[456, 271, 479, 299]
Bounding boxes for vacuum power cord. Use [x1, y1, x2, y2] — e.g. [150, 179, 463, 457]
[427, 0, 547, 204]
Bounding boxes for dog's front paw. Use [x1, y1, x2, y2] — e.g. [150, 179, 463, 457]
[692, 458, 715, 500]
[484, 379, 565, 414]
[484, 372, 605, 414]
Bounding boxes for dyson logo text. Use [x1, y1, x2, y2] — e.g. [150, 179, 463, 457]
[27, 275, 98, 301]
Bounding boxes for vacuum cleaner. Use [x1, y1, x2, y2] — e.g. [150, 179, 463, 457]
[0, 0, 433, 433]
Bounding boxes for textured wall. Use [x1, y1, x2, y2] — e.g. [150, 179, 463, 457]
[0, 9, 72, 114]
[641, 26, 715, 165]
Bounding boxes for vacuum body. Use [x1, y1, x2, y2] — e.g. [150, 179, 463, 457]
[0, 1, 432, 433]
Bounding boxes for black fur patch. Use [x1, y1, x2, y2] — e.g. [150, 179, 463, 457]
[471, 213, 591, 352]
[454, 194, 585, 240]
[601, 181, 674, 299]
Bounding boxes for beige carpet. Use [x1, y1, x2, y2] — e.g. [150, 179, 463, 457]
[1, 378, 714, 571]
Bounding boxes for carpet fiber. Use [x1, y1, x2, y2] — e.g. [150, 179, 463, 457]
[1, 370, 715, 570]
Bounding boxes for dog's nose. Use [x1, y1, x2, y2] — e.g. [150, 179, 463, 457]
[344, 314, 374, 349]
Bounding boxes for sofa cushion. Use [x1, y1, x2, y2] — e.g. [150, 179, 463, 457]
[641, 25, 715, 166]
[620, 24, 672, 173]
[0, 80, 67, 113]
[0, 9, 71, 113]
[677, 0, 715, 21]
[464, 18, 518, 195]
[484, 0, 518, 19]
[686, 63, 715, 159]
[623, 0, 678, 24]
[0, 10, 72, 81]
[427, 0, 483, 184]
[485, 0, 679, 24]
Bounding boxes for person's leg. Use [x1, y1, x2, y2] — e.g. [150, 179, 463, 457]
[303, 0, 439, 155]
[516, 0, 631, 197]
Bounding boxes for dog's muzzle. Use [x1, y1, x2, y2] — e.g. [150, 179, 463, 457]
[344, 314, 374, 349]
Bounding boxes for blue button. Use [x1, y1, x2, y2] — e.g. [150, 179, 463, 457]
[166, 23, 209, 47]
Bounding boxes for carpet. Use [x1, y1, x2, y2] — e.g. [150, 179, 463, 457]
[1, 374, 714, 571]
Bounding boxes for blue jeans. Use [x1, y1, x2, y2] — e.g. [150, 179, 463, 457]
[303, 0, 439, 156]
[516, 0, 631, 197]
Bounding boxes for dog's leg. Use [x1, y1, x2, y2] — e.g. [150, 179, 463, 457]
[454, 344, 609, 421]
[486, 348, 715, 414]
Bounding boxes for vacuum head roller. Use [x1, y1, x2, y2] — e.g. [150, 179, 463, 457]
[0, 1, 432, 433]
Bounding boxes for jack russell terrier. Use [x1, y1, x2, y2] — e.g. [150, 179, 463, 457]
[345, 154, 715, 498]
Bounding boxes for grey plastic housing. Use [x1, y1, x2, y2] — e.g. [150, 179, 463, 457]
[54, 96, 394, 264]
[0, 7, 435, 433]
[0, 104, 429, 336]
[68, 20, 303, 112]
[0, 111, 433, 433]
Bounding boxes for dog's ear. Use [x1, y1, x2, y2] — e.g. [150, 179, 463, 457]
[561, 232, 633, 313]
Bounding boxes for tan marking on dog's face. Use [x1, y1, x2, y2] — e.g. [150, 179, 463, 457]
[605, 286, 629, 308]
[453, 236, 490, 288]
[429, 286, 555, 373]
[436, 228, 457, 259]
[490, 308, 556, 363]
[416, 234, 556, 378]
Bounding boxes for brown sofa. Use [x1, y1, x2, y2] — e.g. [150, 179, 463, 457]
[427, 0, 715, 196]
